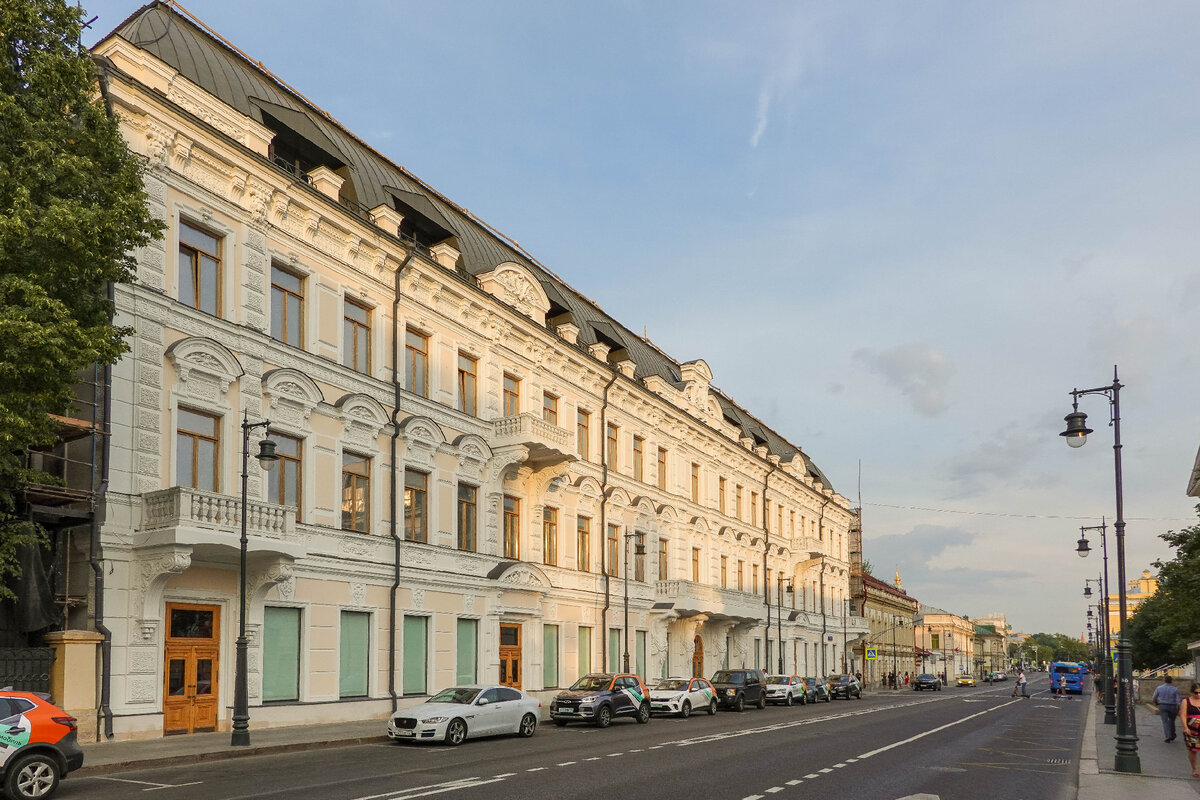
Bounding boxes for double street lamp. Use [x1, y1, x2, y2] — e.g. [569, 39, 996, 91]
[775, 575, 794, 673]
[231, 412, 278, 747]
[1083, 554, 1116, 726]
[1060, 366, 1139, 773]
[622, 531, 646, 674]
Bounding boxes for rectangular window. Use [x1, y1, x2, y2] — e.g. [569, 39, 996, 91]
[738, 560, 745, 591]
[778, 505, 784, 534]
[609, 628, 621, 672]
[657, 537, 668, 581]
[632, 436, 645, 482]
[753, 563, 760, 594]
[456, 618, 477, 685]
[576, 409, 591, 459]
[341, 453, 370, 532]
[543, 625, 559, 688]
[751, 491, 759, 526]
[457, 484, 477, 551]
[503, 496, 520, 559]
[634, 533, 645, 582]
[270, 264, 303, 346]
[542, 392, 558, 426]
[176, 407, 219, 491]
[790, 509, 795, 536]
[576, 516, 591, 572]
[178, 221, 221, 316]
[691, 547, 701, 582]
[606, 423, 619, 469]
[657, 447, 667, 490]
[636, 630, 646, 680]
[721, 556, 728, 588]
[690, 463, 701, 503]
[405, 328, 429, 398]
[606, 524, 619, 577]
[542, 507, 558, 566]
[402, 615, 427, 695]
[578, 626, 592, 677]
[457, 353, 477, 416]
[502, 373, 520, 416]
[736, 485, 743, 520]
[263, 606, 300, 702]
[719, 476, 727, 514]
[343, 299, 371, 373]
[403, 469, 427, 542]
[267, 431, 302, 519]
[339, 610, 369, 698]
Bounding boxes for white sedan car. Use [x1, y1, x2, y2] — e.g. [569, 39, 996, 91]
[387, 685, 541, 745]
[649, 677, 718, 718]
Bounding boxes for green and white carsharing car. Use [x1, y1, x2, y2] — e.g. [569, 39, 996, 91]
[649, 677, 718, 718]
[550, 673, 651, 728]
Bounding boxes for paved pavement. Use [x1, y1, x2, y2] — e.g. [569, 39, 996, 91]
[1078, 694, 1200, 799]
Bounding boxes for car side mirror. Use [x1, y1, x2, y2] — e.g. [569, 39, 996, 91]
[477, 697, 489, 705]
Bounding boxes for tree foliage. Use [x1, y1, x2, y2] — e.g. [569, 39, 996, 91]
[1017, 632, 1090, 664]
[0, 0, 162, 599]
[1125, 506, 1200, 669]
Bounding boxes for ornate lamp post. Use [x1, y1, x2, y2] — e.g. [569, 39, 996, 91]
[776, 575, 793, 673]
[1061, 366, 1139, 773]
[622, 532, 646, 673]
[1084, 539, 1116, 726]
[231, 412, 278, 747]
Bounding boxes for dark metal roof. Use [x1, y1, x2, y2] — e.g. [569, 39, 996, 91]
[101, 2, 835, 493]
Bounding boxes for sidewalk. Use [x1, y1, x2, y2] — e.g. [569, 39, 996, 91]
[1078, 697, 1200, 799]
[76, 717, 388, 776]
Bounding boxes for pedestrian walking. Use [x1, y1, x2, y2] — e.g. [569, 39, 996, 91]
[1152, 675, 1181, 742]
[1014, 670, 1028, 698]
[1181, 682, 1200, 778]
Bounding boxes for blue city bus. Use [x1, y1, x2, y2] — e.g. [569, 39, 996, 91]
[1050, 661, 1084, 694]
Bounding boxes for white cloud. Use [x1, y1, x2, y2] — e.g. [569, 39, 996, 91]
[854, 343, 955, 417]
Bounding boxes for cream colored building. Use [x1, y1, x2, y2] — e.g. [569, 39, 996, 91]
[854, 572, 918, 687]
[914, 605, 976, 680]
[79, 4, 866, 740]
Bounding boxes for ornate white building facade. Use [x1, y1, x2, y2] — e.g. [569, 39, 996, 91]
[88, 2, 866, 740]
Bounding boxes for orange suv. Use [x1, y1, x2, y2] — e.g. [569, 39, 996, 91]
[0, 691, 84, 800]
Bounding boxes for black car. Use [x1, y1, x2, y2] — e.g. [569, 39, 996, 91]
[710, 669, 766, 711]
[913, 673, 941, 691]
[829, 674, 862, 699]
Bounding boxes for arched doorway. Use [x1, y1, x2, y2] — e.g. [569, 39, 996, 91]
[692, 635, 704, 677]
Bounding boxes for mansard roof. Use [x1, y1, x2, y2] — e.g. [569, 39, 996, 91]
[100, 2, 834, 492]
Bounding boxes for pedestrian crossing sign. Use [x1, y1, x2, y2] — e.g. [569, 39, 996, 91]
[865, 648, 878, 660]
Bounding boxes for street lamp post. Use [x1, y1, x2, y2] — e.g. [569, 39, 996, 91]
[1061, 365, 1139, 773]
[842, 599, 852, 675]
[622, 532, 646, 674]
[231, 412, 278, 747]
[891, 616, 901, 690]
[1080, 520, 1116, 725]
[776, 575, 793, 673]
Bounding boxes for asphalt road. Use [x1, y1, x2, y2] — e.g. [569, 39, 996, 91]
[62, 675, 1088, 800]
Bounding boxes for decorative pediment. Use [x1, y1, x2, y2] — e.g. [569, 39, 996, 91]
[336, 393, 389, 449]
[166, 337, 244, 400]
[452, 433, 493, 482]
[264, 368, 324, 426]
[400, 415, 446, 470]
[477, 262, 551, 325]
[494, 562, 552, 591]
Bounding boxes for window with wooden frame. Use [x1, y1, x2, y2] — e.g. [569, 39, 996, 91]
[658, 537, 668, 581]
[690, 463, 700, 503]
[632, 436, 644, 482]
[266, 431, 302, 520]
[751, 491, 759, 526]
[178, 220, 221, 316]
[718, 476, 727, 514]
[176, 407, 219, 491]
[343, 298, 371, 373]
[720, 555, 728, 588]
[542, 392, 558, 426]
[606, 524, 619, 577]
[502, 373, 520, 417]
[403, 469, 427, 542]
[634, 534, 646, 581]
[270, 264, 304, 347]
[576, 516, 591, 572]
[735, 485, 743, 520]
[341, 453, 370, 532]
[457, 483, 477, 551]
[503, 496, 520, 559]
[577, 409, 591, 459]
[457, 353, 477, 416]
[405, 328, 429, 398]
[691, 547, 701, 582]
[656, 447, 667, 490]
[542, 507, 558, 567]
[606, 423, 619, 469]
[752, 563, 759, 594]
[737, 560, 745, 591]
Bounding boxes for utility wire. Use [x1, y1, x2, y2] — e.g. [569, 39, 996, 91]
[862, 501, 1192, 523]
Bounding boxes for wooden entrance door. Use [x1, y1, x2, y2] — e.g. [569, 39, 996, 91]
[163, 603, 220, 735]
[692, 635, 704, 678]
[499, 623, 521, 689]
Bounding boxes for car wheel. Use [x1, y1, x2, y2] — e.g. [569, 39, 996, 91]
[518, 713, 537, 737]
[757, 692, 767, 709]
[707, 698, 718, 715]
[734, 694, 745, 712]
[5, 753, 60, 800]
[680, 700, 692, 719]
[784, 693, 793, 707]
[636, 702, 651, 724]
[553, 719, 568, 727]
[445, 718, 467, 746]
[824, 693, 831, 703]
[595, 704, 613, 728]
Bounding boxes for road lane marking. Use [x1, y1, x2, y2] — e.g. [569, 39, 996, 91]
[819, 768, 833, 773]
[557, 761, 576, 766]
[803, 773, 819, 779]
[766, 787, 783, 793]
[526, 767, 546, 772]
[493, 773, 516, 778]
[347, 777, 505, 800]
[856, 699, 1020, 761]
[96, 777, 204, 790]
[833, 763, 846, 768]
[786, 779, 802, 785]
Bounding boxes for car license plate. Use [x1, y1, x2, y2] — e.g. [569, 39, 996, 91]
[395, 730, 414, 737]
[558, 708, 573, 714]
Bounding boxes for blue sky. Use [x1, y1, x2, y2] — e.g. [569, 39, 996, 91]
[86, 1, 1200, 638]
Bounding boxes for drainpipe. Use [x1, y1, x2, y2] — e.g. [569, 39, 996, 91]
[817, 494, 831, 676]
[762, 465, 774, 673]
[388, 250, 417, 712]
[597, 371, 618, 672]
[90, 285, 116, 739]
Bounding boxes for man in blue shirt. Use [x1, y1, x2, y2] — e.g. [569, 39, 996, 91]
[1152, 675, 1182, 742]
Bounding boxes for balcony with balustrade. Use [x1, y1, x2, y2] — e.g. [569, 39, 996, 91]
[491, 413, 576, 470]
[137, 486, 305, 558]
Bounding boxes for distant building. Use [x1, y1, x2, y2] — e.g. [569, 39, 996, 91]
[854, 571, 918, 687]
[1105, 569, 1158, 639]
[914, 606, 976, 679]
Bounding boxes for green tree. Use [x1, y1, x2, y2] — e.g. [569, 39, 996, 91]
[0, 0, 162, 599]
[1021, 632, 1090, 664]
[1125, 506, 1200, 669]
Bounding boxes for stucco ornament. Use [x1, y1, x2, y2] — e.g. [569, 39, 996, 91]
[477, 262, 550, 324]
